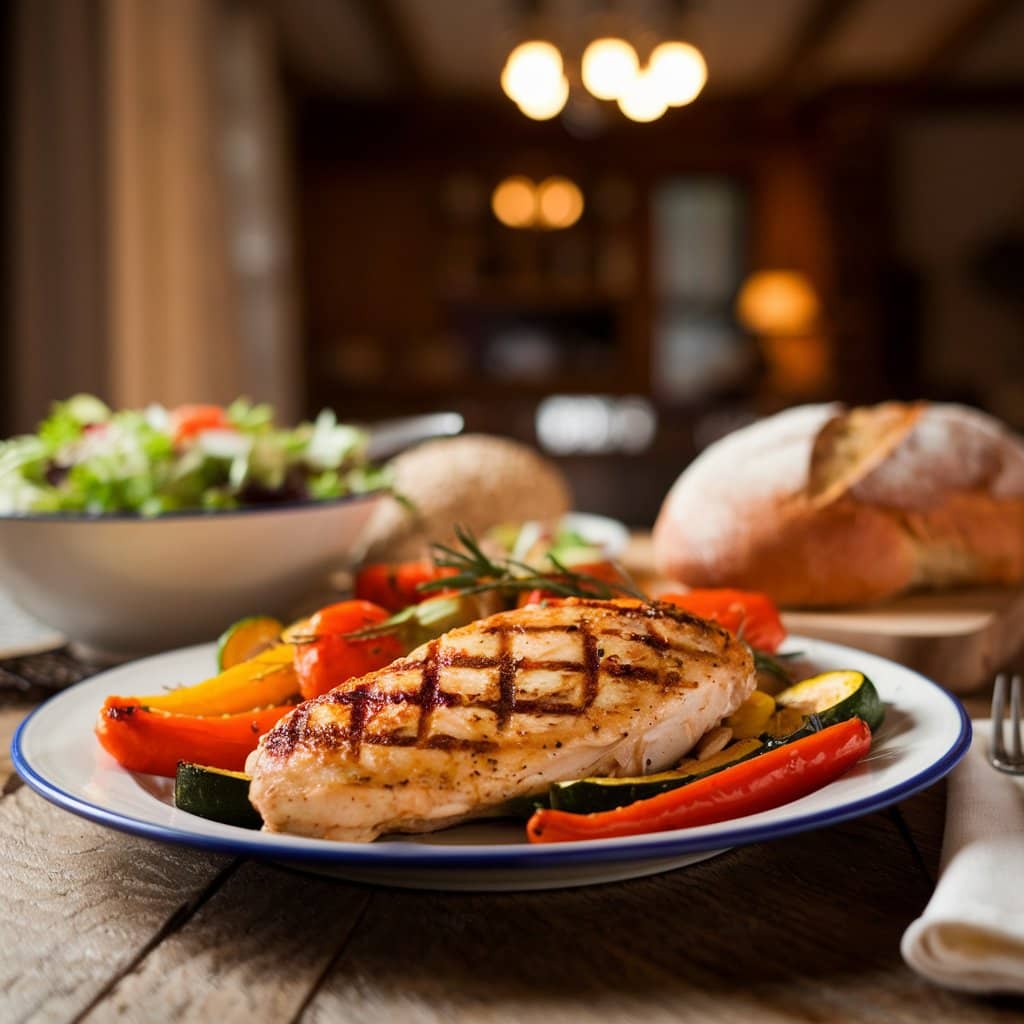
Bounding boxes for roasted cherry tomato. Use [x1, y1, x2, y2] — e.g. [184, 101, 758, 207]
[659, 589, 786, 653]
[170, 404, 231, 444]
[294, 600, 403, 699]
[355, 562, 458, 612]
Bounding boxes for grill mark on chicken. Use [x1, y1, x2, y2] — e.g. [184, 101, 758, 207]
[346, 688, 370, 756]
[262, 603, 728, 760]
[403, 655, 585, 674]
[633, 628, 670, 651]
[249, 600, 757, 841]
[521, 598, 715, 631]
[581, 623, 601, 709]
[263, 702, 312, 757]
[496, 628, 517, 729]
[415, 639, 442, 743]
[601, 658, 658, 682]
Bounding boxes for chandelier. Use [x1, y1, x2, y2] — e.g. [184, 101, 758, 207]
[499, 4, 707, 124]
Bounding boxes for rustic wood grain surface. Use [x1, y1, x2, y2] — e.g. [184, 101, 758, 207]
[2, 610, 1023, 1022]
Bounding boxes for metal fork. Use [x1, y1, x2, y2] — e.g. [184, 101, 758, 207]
[991, 673, 1024, 774]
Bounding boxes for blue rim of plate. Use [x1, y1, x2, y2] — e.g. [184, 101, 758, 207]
[11, 651, 972, 871]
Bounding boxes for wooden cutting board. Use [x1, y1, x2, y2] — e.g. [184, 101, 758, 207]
[782, 587, 1024, 695]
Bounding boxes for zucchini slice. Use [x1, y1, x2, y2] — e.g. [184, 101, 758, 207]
[175, 762, 263, 829]
[217, 616, 283, 671]
[776, 670, 885, 732]
[548, 738, 763, 814]
[761, 705, 813, 741]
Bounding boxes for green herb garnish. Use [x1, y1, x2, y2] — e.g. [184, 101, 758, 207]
[419, 525, 646, 602]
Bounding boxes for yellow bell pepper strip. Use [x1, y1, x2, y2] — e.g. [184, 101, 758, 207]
[724, 690, 777, 739]
[526, 717, 872, 844]
[113, 643, 299, 716]
[95, 699, 293, 777]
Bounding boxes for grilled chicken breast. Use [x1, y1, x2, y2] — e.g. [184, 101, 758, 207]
[247, 599, 755, 842]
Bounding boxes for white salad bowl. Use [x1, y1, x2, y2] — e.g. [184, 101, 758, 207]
[0, 492, 384, 660]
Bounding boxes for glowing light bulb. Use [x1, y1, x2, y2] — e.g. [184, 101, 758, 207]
[649, 41, 707, 107]
[617, 69, 667, 123]
[736, 271, 820, 335]
[581, 37, 639, 101]
[537, 177, 584, 229]
[501, 41, 563, 107]
[516, 74, 569, 120]
[491, 176, 537, 228]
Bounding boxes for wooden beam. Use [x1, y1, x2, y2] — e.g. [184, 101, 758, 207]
[912, 0, 1020, 78]
[353, 0, 428, 94]
[768, 0, 861, 93]
[9, 0, 109, 431]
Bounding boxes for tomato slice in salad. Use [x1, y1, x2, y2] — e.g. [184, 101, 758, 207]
[659, 589, 786, 653]
[170, 404, 232, 443]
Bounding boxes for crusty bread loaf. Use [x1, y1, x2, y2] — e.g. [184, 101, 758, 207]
[652, 402, 1024, 607]
[361, 434, 571, 561]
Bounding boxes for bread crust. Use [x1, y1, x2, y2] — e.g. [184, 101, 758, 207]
[362, 434, 571, 561]
[653, 403, 1024, 607]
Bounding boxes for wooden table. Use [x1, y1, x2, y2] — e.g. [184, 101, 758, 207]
[1, 653, 1022, 1023]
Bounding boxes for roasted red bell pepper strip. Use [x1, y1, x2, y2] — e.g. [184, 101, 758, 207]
[527, 717, 871, 844]
[95, 699, 293, 777]
[659, 589, 786, 653]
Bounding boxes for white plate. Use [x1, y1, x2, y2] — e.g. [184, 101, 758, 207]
[13, 637, 970, 891]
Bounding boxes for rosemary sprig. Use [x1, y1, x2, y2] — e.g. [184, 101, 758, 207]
[418, 524, 647, 602]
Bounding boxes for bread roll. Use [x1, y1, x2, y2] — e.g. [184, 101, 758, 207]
[361, 434, 571, 561]
[653, 402, 1024, 607]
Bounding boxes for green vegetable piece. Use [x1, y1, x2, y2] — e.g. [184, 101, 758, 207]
[776, 670, 885, 733]
[174, 762, 263, 830]
[217, 616, 284, 672]
[548, 738, 764, 814]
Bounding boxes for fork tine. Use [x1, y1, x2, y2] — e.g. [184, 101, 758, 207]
[992, 674, 1008, 761]
[1011, 675, 1022, 763]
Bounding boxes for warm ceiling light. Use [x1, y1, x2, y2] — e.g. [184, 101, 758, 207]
[649, 41, 707, 107]
[501, 41, 563, 107]
[515, 74, 569, 120]
[537, 177, 584, 229]
[736, 270, 821, 335]
[617, 69, 667, 123]
[581, 37, 639, 101]
[491, 176, 537, 228]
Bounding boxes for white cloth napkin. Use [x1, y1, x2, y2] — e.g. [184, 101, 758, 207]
[902, 720, 1024, 993]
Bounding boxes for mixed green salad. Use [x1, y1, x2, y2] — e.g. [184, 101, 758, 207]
[0, 395, 388, 516]
[486, 521, 607, 568]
